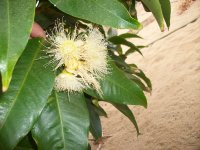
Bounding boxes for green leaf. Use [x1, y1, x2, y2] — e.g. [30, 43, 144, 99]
[86, 99, 102, 140]
[108, 54, 151, 92]
[93, 105, 108, 118]
[108, 36, 143, 55]
[125, 73, 149, 93]
[0, 39, 55, 150]
[119, 33, 142, 39]
[14, 147, 34, 150]
[14, 133, 37, 150]
[32, 91, 89, 150]
[109, 52, 129, 71]
[112, 103, 140, 135]
[124, 48, 137, 56]
[0, 0, 35, 91]
[91, 99, 107, 117]
[141, 1, 150, 12]
[159, 0, 171, 28]
[85, 61, 147, 108]
[128, 64, 152, 92]
[133, 69, 152, 92]
[124, 45, 145, 56]
[35, 1, 80, 30]
[141, 0, 164, 31]
[48, 0, 142, 29]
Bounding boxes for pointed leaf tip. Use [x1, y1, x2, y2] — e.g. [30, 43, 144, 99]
[0, 0, 35, 91]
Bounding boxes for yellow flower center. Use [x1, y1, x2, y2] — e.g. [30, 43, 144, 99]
[65, 58, 80, 73]
[59, 40, 81, 73]
[60, 40, 77, 54]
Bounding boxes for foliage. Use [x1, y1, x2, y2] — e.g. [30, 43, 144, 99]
[0, 0, 171, 149]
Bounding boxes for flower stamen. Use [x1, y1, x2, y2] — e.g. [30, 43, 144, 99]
[46, 21, 108, 95]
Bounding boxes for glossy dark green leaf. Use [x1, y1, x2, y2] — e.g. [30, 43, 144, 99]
[48, 0, 142, 29]
[141, 0, 164, 31]
[0, 0, 35, 91]
[14, 133, 37, 150]
[109, 52, 130, 71]
[32, 91, 89, 150]
[125, 73, 150, 93]
[108, 53, 151, 93]
[135, 71, 152, 91]
[0, 39, 55, 150]
[35, 1, 80, 30]
[86, 99, 102, 140]
[93, 105, 108, 118]
[14, 147, 34, 150]
[129, 66, 152, 92]
[85, 62, 147, 108]
[109, 36, 143, 55]
[159, 0, 171, 28]
[112, 103, 140, 135]
[90, 99, 107, 117]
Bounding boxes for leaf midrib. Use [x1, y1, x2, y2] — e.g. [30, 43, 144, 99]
[55, 91, 67, 149]
[0, 45, 40, 130]
[4, 0, 10, 83]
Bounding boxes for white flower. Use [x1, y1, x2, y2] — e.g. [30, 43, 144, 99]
[54, 71, 85, 92]
[46, 21, 108, 94]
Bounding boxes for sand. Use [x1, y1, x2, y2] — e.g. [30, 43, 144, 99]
[91, 0, 200, 150]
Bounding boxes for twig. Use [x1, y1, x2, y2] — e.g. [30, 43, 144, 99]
[89, 135, 112, 141]
[97, 143, 103, 150]
[89, 135, 112, 150]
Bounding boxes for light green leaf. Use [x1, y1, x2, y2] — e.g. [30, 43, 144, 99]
[48, 0, 142, 29]
[32, 91, 89, 150]
[159, 0, 171, 28]
[0, 0, 35, 91]
[141, 0, 164, 31]
[0, 39, 55, 150]
[85, 62, 147, 108]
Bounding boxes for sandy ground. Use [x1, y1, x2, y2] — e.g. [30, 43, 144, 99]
[91, 0, 200, 150]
